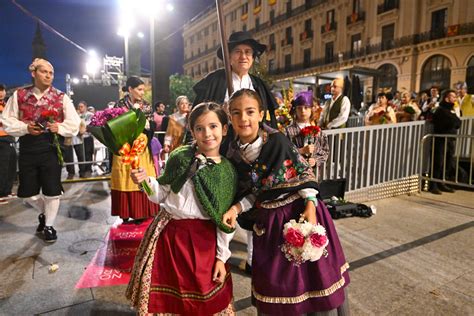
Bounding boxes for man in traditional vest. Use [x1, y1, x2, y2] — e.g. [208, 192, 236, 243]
[456, 82, 474, 117]
[2, 58, 80, 242]
[319, 78, 351, 129]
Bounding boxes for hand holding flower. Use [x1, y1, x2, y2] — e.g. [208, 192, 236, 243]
[130, 168, 149, 185]
[47, 121, 59, 133]
[301, 144, 315, 156]
[27, 122, 43, 135]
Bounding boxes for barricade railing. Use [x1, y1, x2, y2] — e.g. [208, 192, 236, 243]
[316, 117, 474, 202]
[419, 134, 474, 191]
[346, 115, 365, 128]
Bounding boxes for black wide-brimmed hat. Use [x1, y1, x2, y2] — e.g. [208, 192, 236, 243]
[216, 31, 267, 60]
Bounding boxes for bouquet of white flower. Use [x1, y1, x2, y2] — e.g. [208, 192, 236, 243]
[280, 218, 329, 266]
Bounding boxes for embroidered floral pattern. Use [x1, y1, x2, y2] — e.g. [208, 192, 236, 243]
[17, 86, 65, 123]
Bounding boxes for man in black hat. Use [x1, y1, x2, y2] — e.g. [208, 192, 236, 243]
[193, 31, 277, 127]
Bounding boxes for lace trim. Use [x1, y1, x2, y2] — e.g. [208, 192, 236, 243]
[259, 193, 301, 209]
[252, 263, 349, 304]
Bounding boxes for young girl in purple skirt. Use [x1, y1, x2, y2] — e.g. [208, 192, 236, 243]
[223, 89, 350, 315]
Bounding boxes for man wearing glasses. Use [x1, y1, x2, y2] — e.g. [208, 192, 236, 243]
[193, 31, 277, 128]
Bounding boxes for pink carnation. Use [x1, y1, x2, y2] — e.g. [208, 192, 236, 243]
[309, 233, 327, 248]
[284, 228, 305, 247]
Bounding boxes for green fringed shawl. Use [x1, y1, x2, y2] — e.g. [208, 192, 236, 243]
[157, 145, 237, 233]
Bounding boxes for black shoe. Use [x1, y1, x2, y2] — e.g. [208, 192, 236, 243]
[244, 262, 252, 275]
[36, 213, 46, 233]
[429, 187, 442, 195]
[438, 184, 455, 193]
[43, 226, 57, 243]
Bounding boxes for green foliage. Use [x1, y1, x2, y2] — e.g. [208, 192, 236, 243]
[169, 73, 196, 109]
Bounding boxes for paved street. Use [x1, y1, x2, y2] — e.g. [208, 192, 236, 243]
[1, 181, 473, 315]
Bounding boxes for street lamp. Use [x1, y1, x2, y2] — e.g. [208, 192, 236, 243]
[117, 0, 174, 102]
[85, 49, 101, 79]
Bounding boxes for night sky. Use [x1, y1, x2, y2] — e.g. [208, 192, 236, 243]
[0, 0, 214, 91]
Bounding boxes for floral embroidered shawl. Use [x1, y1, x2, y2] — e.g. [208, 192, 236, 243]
[227, 124, 319, 203]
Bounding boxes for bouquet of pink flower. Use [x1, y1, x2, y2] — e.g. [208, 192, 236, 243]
[88, 107, 153, 195]
[280, 218, 329, 266]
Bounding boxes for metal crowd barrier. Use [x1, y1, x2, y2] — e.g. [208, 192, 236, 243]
[419, 134, 474, 191]
[317, 117, 474, 202]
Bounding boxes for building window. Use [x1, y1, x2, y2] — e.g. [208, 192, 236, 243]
[269, 33, 275, 50]
[243, 24, 247, 31]
[254, 0, 262, 7]
[270, 9, 275, 24]
[304, 19, 312, 32]
[378, 64, 398, 93]
[431, 8, 447, 39]
[213, 58, 217, 70]
[421, 55, 451, 91]
[255, 17, 260, 31]
[378, 0, 399, 14]
[325, 42, 334, 64]
[351, 33, 362, 57]
[212, 22, 217, 32]
[381, 23, 395, 51]
[303, 49, 311, 68]
[242, 3, 249, 15]
[326, 9, 335, 24]
[285, 54, 292, 72]
[352, 0, 361, 13]
[204, 27, 209, 36]
[286, 0, 292, 17]
[286, 26, 292, 41]
[268, 59, 275, 72]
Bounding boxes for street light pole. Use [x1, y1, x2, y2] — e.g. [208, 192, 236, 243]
[124, 34, 129, 77]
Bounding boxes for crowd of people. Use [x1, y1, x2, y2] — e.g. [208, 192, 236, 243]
[0, 30, 472, 315]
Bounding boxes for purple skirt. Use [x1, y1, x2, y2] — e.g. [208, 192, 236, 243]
[252, 198, 350, 315]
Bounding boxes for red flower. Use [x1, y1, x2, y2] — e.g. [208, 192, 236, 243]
[284, 228, 305, 247]
[300, 126, 321, 137]
[309, 233, 327, 248]
[285, 167, 297, 180]
[283, 159, 293, 167]
[41, 109, 59, 121]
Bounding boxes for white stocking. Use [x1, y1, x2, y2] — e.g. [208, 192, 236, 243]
[246, 231, 253, 266]
[43, 195, 61, 227]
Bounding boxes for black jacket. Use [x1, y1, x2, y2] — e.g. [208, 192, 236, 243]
[192, 69, 277, 128]
[432, 101, 462, 134]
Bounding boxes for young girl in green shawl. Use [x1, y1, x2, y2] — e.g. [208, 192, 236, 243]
[126, 102, 237, 315]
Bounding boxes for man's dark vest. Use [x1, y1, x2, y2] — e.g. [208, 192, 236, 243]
[323, 95, 344, 128]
